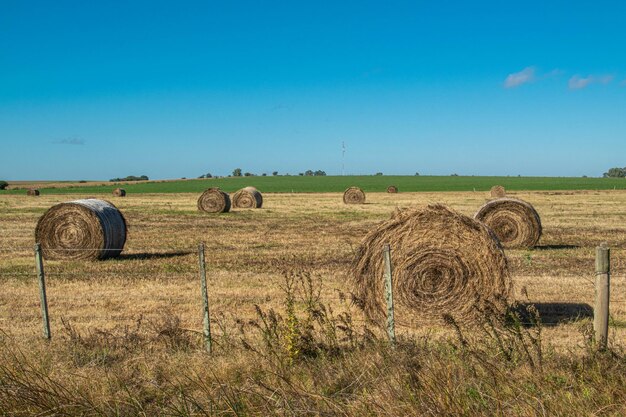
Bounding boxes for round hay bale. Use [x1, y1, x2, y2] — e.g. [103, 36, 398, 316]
[35, 199, 127, 260]
[351, 204, 511, 325]
[490, 185, 506, 198]
[232, 186, 263, 209]
[387, 185, 398, 193]
[198, 188, 231, 213]
[474, 198, 541, 249]
[343, 187, 366, 204]
[27, 189, 40, 196]
[112, 188, 126, 197]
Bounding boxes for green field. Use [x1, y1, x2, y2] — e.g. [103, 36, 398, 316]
[3, 175, 626, 194]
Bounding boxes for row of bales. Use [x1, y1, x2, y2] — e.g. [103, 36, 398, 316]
[32, 184, 542, 327]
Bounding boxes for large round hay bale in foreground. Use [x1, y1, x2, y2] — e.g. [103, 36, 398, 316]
[474, 198, 542, 249]
[35, 199, 127, 260]
[112, 188, 126, 197]
[27, 189, 40, 196]
[351, 204, 511, 325]
[387, 185, 398, 193]
[198, 188, 231, 213]
[232, 186, 263, 209]
[490, 185, 506, 198]
[343, 187, 366, 204]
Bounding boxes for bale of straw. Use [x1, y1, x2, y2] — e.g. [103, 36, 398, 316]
[112, 188, 126, 197]
[198, 188, 231, 213]
[35, 199, 127, 260]
[387, 185, 398, 193]
[490, 185, 506, 198]
[350, 204, 511, 325]
[27, 189, 40, 196]
[343, 187, 366, 204]
[474, 197, 542, 249]
[232, 186, 263, 209]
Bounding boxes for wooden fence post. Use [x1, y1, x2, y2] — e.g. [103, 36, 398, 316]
[34, 243, 51, 340]
[594, 243, 610, 350]
[383, 244, 396, 346]
[198, 243, 212, 354]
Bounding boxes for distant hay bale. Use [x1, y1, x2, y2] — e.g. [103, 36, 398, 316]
[350, 204, 511, 325]
[343, 187, 366, 204]
[232, 186, 263, 209]
[197, 188, 231, 213]
[490, 185, 506, 198]
[27, 189, 40, 196]
[35, 199, 127, 260]
[474, 198, 542, 249]
[387, 185, 398, 193]
[112, 188, 126, 197]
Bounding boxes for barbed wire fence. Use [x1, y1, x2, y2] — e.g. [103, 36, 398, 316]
[0, 242, 623, 352]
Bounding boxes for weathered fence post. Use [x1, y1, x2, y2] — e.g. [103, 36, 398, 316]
[198, 243, 212, 354]
[594, 243, 610, 350]
[34, 243, 51, 340]
[383, 244, 396, 346]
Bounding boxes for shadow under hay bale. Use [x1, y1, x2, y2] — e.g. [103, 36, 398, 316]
[197, 188, 231, 213]
[118, 251, 193, 260]
[350, 204, 511, 326]
[514, 302, 593, 327]
[232, 186, 263, 209]
[27, 189, 40, 196]
[387, 185, 398, 193]
[474, 197, 542, 249]
[490, 185, 506, 198]
[343, 186, 366, 204]
[112, 188, 126, 197]
[35, 198, 127, 260]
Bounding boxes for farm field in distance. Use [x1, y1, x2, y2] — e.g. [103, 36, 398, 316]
[3, 174, 626, 195]
[2, 189, 626, 414]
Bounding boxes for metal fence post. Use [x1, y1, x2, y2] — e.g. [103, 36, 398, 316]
[383, 244, 396, 346]
[34, 243, 51, 340]
[198, 243, 212, 353]
[594, 243, 610, 350]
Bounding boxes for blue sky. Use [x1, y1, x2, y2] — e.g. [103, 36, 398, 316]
[1, 1, 625, 180]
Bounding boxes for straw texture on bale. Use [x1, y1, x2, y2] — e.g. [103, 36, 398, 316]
[490, 185, 506, 198]
[197, 188, 231, 213]
[474, 198, 542, 249]
[112, 188, 126, 197]
[232, 186, 263, 209]
[35, 199, 127, 260]
[387, 185, 398, 193]
[343, 187, 366, 204]
[351, 204, 511, 325]
[27, 189, 40, 196]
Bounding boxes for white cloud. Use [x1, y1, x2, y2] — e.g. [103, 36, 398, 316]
[568, 74, 614, 90]
[52, 137, 85, 145]
[504, 67, 536, 88]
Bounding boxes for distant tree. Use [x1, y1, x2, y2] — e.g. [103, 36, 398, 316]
[109, 175, 149, 182]
[415, 172, 420, 176]
[0, 181, 7, 190]
[603, 167, 626, 178]
[298, 173, 304, 176]
[232, 168, 242, 177]
[244, 172, 254, 177]
[198, 175, 206, 179]
[262, 173, 267, 176]
[375, 172, 383, 176]
[272, 171, 278, 176]
[304, 170, 314, 176]
[205, 173, 212, 178]
[450, 173, 459, 176]
[314, 170, 326, 176]
[181, 177, 186, 179]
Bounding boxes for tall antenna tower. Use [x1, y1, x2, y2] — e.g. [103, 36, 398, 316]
[341, 141, 346, 176]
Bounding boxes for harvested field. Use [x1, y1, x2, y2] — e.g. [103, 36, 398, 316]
[2, 190, 626, 414]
